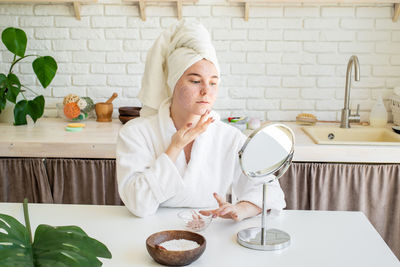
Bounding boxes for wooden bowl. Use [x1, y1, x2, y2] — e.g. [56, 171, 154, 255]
[119, 106, 141, 116]
[119, 115, 139, 124]
[146, 230, 206, 266]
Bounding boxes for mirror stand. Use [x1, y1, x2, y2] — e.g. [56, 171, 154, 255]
[236, 123, 295, 251]
[237, 183, 290, 251]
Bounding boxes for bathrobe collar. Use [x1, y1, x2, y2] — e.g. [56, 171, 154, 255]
[157, 97, 220, 174]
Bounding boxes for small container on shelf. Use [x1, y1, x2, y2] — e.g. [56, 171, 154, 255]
[118, 106, 142, 124]
[57, 94, 95, 122]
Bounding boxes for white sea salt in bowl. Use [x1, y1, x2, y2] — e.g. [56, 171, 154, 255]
[146, 230, 206, 266]
[177, 210, 212, 232]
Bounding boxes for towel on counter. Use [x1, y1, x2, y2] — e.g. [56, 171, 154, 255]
[138, 20, 220, 116]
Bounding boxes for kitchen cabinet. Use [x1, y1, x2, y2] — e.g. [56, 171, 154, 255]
[1, 119, 399, 258]
[0, 157, 122, 205]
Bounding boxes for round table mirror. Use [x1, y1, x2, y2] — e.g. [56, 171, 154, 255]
[237, 123, 295, 251]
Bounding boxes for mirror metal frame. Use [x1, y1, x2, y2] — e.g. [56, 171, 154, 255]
[238, 123, 295, 181]
[237, 123, 295, 251]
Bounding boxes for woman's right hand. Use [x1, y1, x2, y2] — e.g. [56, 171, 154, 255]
[166, 110, 214, 162]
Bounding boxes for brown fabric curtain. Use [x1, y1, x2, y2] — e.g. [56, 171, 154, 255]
[46, 158, 122, 205]
[0, 158, 53, 203]
[280, 162, 400, 260]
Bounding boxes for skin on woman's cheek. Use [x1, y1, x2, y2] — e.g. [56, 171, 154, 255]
[176, 86, 194, 111]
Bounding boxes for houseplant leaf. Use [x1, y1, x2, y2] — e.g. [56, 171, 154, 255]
[13, 99, 28, 125]
[0, 214, 33, 266]
[5, 73, 21, 104]
[0, 201, 112, 266]
[1, 27, 27, 57]
[32, 56, 57, 88]
[14, 95, 45, 125]
[27, 95, 45, 122]
[0, 74, 6, 111]
[33, 225, 112, 267]
[0, 73, 6, 88]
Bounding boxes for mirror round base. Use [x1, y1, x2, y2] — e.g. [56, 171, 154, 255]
[237, 227, 290, 251]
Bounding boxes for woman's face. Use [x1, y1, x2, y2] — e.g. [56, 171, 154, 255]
[172, 59, 219, 116]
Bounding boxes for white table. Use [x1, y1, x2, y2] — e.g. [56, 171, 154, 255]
[0, 203, 399, 267]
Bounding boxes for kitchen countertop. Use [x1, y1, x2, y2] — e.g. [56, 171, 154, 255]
[0, 118, 399, 163]
[0, 203, 399, 267]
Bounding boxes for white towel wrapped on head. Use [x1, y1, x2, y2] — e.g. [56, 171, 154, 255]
[138, 20, 220, 116]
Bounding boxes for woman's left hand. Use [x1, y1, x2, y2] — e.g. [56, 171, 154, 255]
[199, 193, 261, 222]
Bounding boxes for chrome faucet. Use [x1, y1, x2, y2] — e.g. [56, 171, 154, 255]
[340, 55, 361, 128]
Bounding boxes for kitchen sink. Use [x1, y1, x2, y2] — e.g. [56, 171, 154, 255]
[302, 126, 400, 145]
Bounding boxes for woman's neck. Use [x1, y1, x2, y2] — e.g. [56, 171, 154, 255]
[170, 103, 200, 130]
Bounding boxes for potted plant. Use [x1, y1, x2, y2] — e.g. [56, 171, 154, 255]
[0, 199, 112, 266]
[0, 27, 57, 125]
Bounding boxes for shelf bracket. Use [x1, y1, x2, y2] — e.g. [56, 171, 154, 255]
[123, 0, 197, 21]
[73, 2, 81, 20]
[394, 3, 400, 22]
[244, 2, 249, 21]
[177, 0, 182, 20]
[139, 0, 146, 21]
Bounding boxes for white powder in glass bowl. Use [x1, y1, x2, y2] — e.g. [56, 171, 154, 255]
[159, 239, 200, 251]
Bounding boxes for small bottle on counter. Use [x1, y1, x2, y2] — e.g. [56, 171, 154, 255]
[369, 94, 388, 127]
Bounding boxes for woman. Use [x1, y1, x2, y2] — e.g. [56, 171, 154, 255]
[116, 20, 285, 220]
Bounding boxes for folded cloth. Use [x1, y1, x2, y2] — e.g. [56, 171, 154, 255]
[138, 20, 220, 115]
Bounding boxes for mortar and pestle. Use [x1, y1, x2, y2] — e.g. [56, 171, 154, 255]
[95, 93, 118, 122]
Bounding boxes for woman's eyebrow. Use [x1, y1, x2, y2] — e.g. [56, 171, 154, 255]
[187, 73, 219, 79]
[187, 73, 201, 77]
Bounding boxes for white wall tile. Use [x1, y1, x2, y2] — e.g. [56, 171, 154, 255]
[2, 1, 399, 121]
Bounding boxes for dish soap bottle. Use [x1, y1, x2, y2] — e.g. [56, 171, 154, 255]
[369, 94, 387, 127]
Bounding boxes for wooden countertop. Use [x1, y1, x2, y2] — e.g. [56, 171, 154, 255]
[0, 118, 121, 159]
[0, 118, 399, 163]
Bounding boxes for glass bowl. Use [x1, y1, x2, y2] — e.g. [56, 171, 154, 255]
[177, 210, 212, 232]
[56, 102, 94, 122]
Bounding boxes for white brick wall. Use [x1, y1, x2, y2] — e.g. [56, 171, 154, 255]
[0, 1, 399, 122]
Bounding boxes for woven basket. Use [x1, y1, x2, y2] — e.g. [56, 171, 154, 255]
[390, 95, 400, 125]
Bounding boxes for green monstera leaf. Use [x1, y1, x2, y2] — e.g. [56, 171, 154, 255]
[0, 200, 112, 267]
[32, 56, 57, 88]
[0, 74, 7, 112]
[1, 27, 27, 57]
[14, 95, 45, 125]
[0, 27, 58, 125]
[0, 214, 33, 266]
[5, 73, 21, 104]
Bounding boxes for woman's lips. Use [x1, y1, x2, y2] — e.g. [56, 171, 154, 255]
[196, 101, 209, 104]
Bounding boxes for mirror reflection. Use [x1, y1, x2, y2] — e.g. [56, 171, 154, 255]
[239, 124, 295, 180]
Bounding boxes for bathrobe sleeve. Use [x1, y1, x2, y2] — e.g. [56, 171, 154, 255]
[116, 122, 184, 217]
[231, 133, 286, 212]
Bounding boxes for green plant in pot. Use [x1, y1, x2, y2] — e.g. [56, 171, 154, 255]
[0, 27, 57, 125]
[0, 199, 112, 266]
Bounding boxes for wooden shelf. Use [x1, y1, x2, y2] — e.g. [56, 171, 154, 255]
[229, 0, 400, 22]
[0, 0, 97, 20]
[123, 0, 198, 21]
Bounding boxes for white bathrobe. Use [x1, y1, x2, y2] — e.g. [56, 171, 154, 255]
[116, 99, 286, 217]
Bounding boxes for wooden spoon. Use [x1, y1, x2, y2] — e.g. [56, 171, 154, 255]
[106, 93, 118, 104]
